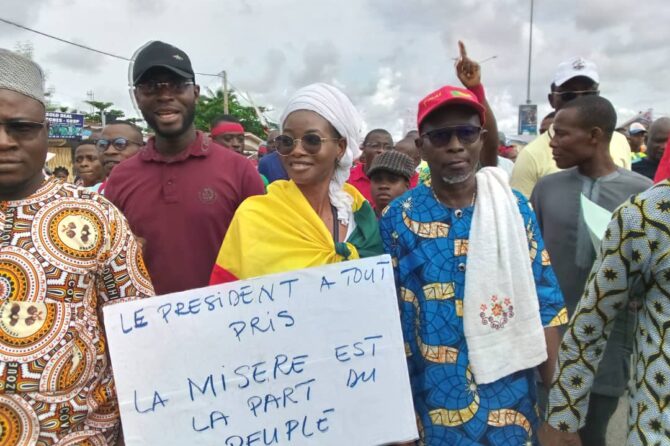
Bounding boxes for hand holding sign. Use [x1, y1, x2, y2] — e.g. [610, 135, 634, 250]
[456, 41, 481, 89]
[104, 255, 418, 445]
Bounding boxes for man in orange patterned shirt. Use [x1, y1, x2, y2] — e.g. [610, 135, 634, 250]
[0, 49, 154, 445]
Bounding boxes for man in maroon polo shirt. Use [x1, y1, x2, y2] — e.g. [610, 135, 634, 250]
[105, 41, 264, 295]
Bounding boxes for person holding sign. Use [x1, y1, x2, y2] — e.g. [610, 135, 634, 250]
[380, 43, 567, 445]
[210, 83, 382, 283]
[0, 49, 154, 445]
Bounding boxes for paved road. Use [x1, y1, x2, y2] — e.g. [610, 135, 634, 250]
[606, 395, 628, 445]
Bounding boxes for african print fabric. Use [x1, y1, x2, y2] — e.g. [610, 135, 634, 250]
[380, 183, 566, 445]
[547, 181, 670, 445]
[0, 178, 154, 445]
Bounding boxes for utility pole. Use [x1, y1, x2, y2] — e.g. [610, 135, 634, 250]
[221, 70, 229, 114]
[526, 0, 534, 104]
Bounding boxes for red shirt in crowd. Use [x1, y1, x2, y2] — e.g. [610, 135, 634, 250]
[348, 162, 419, 208]
[105, 131, 265, 295]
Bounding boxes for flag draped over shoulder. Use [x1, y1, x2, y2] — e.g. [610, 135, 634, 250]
[210, 180, 382, 283]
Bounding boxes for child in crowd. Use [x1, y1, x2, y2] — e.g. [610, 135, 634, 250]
[368, 150, 415, 216]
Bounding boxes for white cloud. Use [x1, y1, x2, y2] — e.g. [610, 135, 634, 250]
[0, 0, 667, 137]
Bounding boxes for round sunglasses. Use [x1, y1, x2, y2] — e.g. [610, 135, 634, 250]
[275, 134, 341, 155]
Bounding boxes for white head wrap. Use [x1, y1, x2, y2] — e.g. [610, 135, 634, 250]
[280, 83, 362, 224]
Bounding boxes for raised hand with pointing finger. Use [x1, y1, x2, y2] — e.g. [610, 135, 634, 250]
[452, 40, 498, 168]
[456, 40, 481, 89]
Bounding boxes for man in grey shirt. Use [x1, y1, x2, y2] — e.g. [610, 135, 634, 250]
[531, 95, 652, 446]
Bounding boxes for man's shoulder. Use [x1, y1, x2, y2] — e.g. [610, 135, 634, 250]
[616, 168, 654, 189]
[51, 181, 121, 218]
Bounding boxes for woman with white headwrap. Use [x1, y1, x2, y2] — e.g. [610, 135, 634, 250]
[210, 83, 382, 283]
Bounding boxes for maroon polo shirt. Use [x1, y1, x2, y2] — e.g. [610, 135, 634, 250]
[105, 131, 265, 295]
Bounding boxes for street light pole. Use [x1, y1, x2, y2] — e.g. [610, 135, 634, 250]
[526, 0, 534, 104]
[221, 70, 229, 114]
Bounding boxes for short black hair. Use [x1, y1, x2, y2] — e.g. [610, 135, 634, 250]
[561, 95, 617, 141]
[210, 114, 241, 128]
[76, 139, 97, 149]
[104, 120, 144, 141]
[363, 129, 393, 145]
[54, 166, 69, 176]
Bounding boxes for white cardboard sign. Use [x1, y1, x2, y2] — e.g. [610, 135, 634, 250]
[104, 255, 418, 445]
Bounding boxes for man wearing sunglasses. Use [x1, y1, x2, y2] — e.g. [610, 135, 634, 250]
[98, 120, 144, 181]
[0, 49, 154, 445]
[511, 57, 632, 198]
[105, 41, 265, 295]
[381, 82, 565, 445]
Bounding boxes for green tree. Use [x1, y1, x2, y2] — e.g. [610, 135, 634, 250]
[194, 88, 274, 138]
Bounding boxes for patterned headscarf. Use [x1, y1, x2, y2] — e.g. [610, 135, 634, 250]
[0, 49, 45, 106]
[280, 83, 363, 224]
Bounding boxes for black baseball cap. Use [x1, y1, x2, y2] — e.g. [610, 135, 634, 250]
[132, 41, 195, 85]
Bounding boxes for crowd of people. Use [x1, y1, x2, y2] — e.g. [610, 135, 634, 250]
[1, 37, 670, 446]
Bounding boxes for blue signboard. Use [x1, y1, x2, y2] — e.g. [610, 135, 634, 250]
[517, 104, 537, 136]
[46, 112, 85, 140]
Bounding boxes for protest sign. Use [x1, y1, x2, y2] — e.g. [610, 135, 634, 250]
[104, 255, 418, 445]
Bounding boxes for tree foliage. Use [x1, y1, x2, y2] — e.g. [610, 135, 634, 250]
[194, 88, 274, 138]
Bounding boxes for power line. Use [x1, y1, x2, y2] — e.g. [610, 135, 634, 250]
[0, 16, 221, 77]
[0, 15, 273, 122]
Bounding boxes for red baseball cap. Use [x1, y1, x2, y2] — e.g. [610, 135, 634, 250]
[417, 85, 486, 129]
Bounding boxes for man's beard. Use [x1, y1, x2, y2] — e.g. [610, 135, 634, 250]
[441, 168, 475, 185]
[142, 104, 196, 138]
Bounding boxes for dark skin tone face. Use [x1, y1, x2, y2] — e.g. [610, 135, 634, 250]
[266, 129, 280, 153]
[0, 89, 48, 201]
[133, 68, 200, 156]
[646, 118, 670, 162]
[361, 132, 393, 174]
[395, 137, 422, 169]
[54, 171, 68, 181]
[548, 76, 599, 110]
[280, 110, 346, 188]
[417, 105, 483, 191]
[74, 144, 105, 187]
[370, 171, 409, 212]
[549, 107, 616, 179]
[213, 130, 245, 154]
[549, 108, 597, 169]
[100, 124, 143, 176]
[627, 132, 646, 153]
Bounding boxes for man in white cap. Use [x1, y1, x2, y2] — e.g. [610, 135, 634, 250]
[511, 57, 632, 198]
[0, 49, 154, 444]
[627, 122, 647, 163]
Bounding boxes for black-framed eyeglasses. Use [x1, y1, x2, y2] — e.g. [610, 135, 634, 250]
[364, 142, 394, 151]
[421, 125, 483, 147]
[275, 134, 341, 155]
[96, 137, 143, 152]
[134, 79, 195, 95]
[552, 89, 600, 102]
[0, 120, 45, 140]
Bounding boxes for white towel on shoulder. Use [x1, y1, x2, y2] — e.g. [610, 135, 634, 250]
[464, 167, 547, 384]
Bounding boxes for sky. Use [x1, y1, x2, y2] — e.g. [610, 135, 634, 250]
[1, 0, 668, 139]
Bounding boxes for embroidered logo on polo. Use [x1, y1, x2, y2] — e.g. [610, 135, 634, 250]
[479, 295, 515, 330]
[199, 187, 217, 204]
